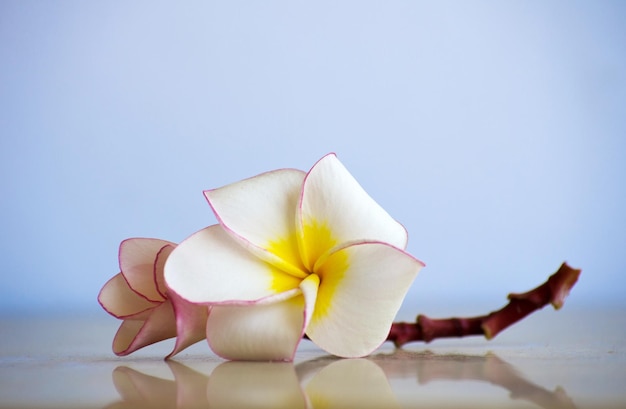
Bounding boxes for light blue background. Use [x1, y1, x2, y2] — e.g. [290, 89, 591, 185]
[1, 1, 624, 315]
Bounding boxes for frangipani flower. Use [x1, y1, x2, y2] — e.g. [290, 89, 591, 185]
[165, 153, 424, 361]
[98, 238, 208, 358]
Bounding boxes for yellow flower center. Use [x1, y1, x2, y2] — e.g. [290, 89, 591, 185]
[266, 219, 349, 319]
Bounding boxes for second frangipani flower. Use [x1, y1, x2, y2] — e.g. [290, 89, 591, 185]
[165, 153, 424, 361]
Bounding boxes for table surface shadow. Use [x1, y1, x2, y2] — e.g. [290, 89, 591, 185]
[1, 305, 625, 409]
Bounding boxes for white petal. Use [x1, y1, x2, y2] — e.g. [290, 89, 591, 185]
[306, 241, 424, 358]
[166, 290, 209, 359]
[205, 168, 308, 277]
[298, 153, 408, 270]
[112, 301, 177, 356]
[305, 359, 400, 409]
[119, 238, 175, 302]
[207, 362, 306, 408]
[299, 273, 320, 331]
[153, 243, 175, 299]
[165, 225, 301, 304]
[206, 294, 306, 361]
[98, 273, 159, 319]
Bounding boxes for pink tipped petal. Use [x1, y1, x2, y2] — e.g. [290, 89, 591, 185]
[112, 301, 177, 356]
[207, 362, 306, 409]
[120, 238, 174, 302]
[306, 242, 424, 358]
[153, 244, 176, 299]
[305, 359, 400, 409]
[166, 290, 210, 359]
[298, 154, 408, 268]
[204, 169, 308, 277]
[206, 295, 306, 361]
[165, 225, 301, 304]
[98, 273, 159, 319]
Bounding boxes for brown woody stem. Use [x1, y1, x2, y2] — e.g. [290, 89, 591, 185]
[387, 262, 581, 348]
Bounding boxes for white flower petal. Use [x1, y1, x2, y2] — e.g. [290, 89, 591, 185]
[153, 243, 175, 299]
[299, 273, 320, 331]
[206, 295, 306, 361]
[112, 301, 177, 356]
[166, 290, 210, 359]
[165, 225, 301, 304]
[98, 273, 159, 319]
[120, 238, 174, 302]
[298, 153, 408, 270]
[205, 168, 308, 277]
[207, 362, 306, 409]
[306, 241, 424, 358]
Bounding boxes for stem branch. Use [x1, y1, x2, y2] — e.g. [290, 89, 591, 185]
[388, 262, 581, 347]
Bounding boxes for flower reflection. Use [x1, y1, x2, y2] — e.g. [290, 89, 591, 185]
[105, 361, 209, 409]
[206, 362, 306, 408]
[303, 359, 400, 409]
[107, 351, 576, 409]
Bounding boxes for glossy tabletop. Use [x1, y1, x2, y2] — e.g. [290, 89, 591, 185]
[1, 306, 624, 409]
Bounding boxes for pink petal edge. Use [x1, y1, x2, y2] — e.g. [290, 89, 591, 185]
[165, 289, 210, 359]
[154, 244, 176, 300]
[119, 238, 175, 303]
[112, 301, 177, 356]
[98, 273, 159, 320]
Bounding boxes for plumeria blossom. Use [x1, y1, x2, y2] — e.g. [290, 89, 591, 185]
[98, 238, 208, 358]
[165, 153, 424, 361]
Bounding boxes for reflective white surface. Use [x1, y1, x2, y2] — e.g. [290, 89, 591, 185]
[1, 307, 624, 408]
